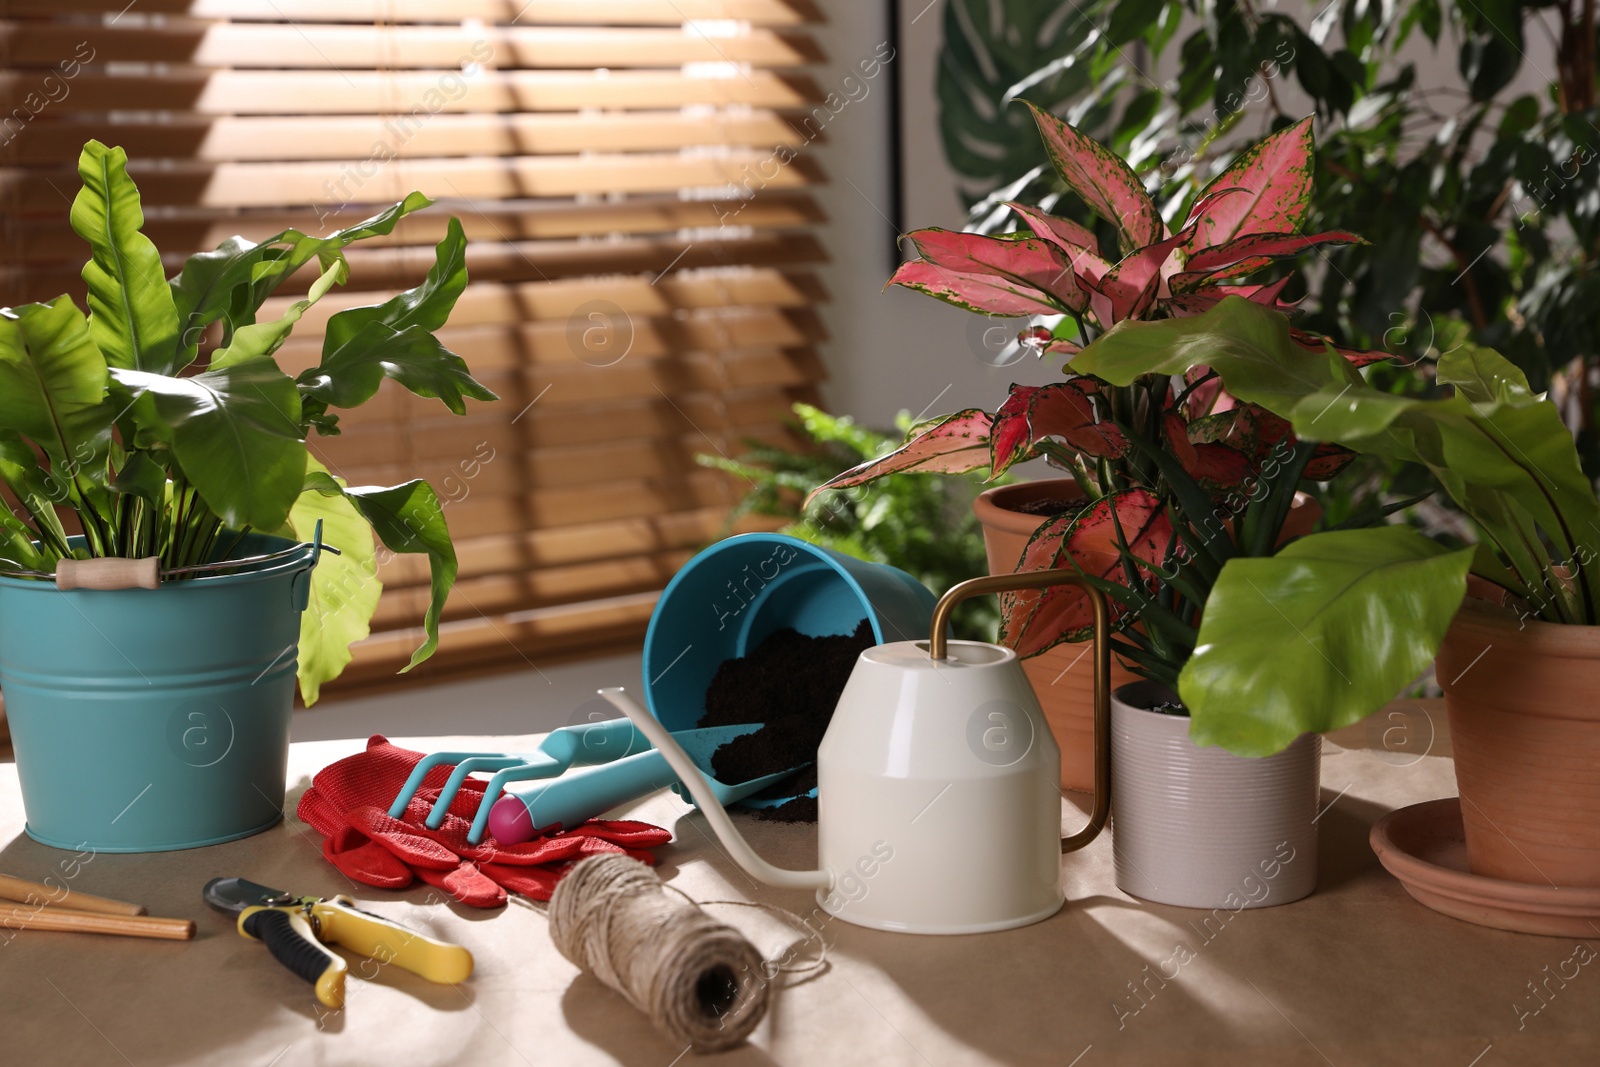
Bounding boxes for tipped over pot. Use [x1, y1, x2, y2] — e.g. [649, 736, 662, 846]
[974, 480, 1138, 792]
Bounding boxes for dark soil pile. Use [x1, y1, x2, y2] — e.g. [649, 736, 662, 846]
[700, 618, 874, 822]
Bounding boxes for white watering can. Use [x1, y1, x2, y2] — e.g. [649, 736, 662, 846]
[601, 570, 1110, 935]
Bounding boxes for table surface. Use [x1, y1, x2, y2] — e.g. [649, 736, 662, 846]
[2, 700, 1595, 1067]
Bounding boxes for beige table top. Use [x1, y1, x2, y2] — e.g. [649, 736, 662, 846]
[1, 701, 1595, 1066]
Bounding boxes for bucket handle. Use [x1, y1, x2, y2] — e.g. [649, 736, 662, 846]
[927, 569, 1111, 855]
[289, 520, 330, 611]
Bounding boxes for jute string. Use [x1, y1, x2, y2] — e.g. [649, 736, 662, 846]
[549, 854, 823, 1053]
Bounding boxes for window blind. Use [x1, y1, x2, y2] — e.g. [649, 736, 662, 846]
[0, 0, 828, 694]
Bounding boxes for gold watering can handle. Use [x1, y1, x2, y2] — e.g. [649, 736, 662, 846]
[928, 569, 1111, 855]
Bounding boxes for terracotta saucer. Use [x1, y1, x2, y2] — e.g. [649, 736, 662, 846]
[1371, 797, 1600, 937]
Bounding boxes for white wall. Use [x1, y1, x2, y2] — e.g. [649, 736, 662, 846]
[803, 1, 1066, 431]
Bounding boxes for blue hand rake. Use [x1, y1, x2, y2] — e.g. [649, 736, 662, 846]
[387, 717, 647, 845]
[484, 724, 806, 843]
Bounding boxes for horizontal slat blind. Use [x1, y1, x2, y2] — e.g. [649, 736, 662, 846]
[0, 0, 825, 692]
[1, 1, 821, 25]
[0, 25, 823, 67]
[3, 194, 824, 261]
[2, 112, 810, 161]
[0, 68, 823, 112]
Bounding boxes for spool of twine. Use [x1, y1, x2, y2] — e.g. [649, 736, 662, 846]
[549, 854, 771, 1053]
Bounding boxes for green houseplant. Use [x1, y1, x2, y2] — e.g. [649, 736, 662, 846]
[1072, 293, 1600, 889]
[0, 141, 494, 851]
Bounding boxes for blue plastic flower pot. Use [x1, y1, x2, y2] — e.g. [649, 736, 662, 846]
[0, 534, 319, 853]
[641, 531, 938, 738]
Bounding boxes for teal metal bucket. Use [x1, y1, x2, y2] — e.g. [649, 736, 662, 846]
[0, 534, 319, 852]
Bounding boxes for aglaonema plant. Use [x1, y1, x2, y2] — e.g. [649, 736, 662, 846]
[0, 140, 496, 703]
[894, 106, 1366, 348]
[810, 104, 1383, 666]
[819, 108, 1370, 501]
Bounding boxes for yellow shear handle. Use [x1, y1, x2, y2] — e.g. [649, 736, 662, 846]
[312, 896, 474, 986]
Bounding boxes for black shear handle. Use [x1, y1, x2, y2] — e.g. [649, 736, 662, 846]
[241, 907, 348, 1010]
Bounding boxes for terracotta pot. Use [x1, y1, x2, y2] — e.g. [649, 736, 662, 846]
[974, 480, 1137, 791]
[1111, 681, 1320, 908]
[973, 478, 1321, 793]
[1436, 599, 1600, 887]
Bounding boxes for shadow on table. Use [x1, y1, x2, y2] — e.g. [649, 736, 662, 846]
[0, 825, 478, 1065]
[830, 892, 1204, 1062]
[1315, 791, 1388, 893]
[844, 787, 1402, 1063]
[561, 976, 782, 1066]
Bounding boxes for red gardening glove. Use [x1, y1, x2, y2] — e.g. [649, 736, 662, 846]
[296, 736, 672, 908]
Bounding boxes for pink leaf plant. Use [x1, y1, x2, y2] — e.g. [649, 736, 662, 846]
[810, 108, 1381, 653]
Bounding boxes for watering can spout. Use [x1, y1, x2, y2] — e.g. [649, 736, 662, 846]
[598, 688, 832, 893]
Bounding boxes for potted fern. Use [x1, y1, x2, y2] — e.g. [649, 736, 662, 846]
[0, 141, 494, 852]
[1070, 294, 1600, 896]
[811, 107, 1364, 790]
[1000, 365, 1469, 907]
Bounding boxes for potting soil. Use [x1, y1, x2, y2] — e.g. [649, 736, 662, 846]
[1012, 496, 1084, 517]
[700, 618, 875, 822]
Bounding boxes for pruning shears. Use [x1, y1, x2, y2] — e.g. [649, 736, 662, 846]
[203, 877, 473, 1009]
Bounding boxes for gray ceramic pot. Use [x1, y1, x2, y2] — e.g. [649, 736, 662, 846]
[1110, 681, 1320, 909]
